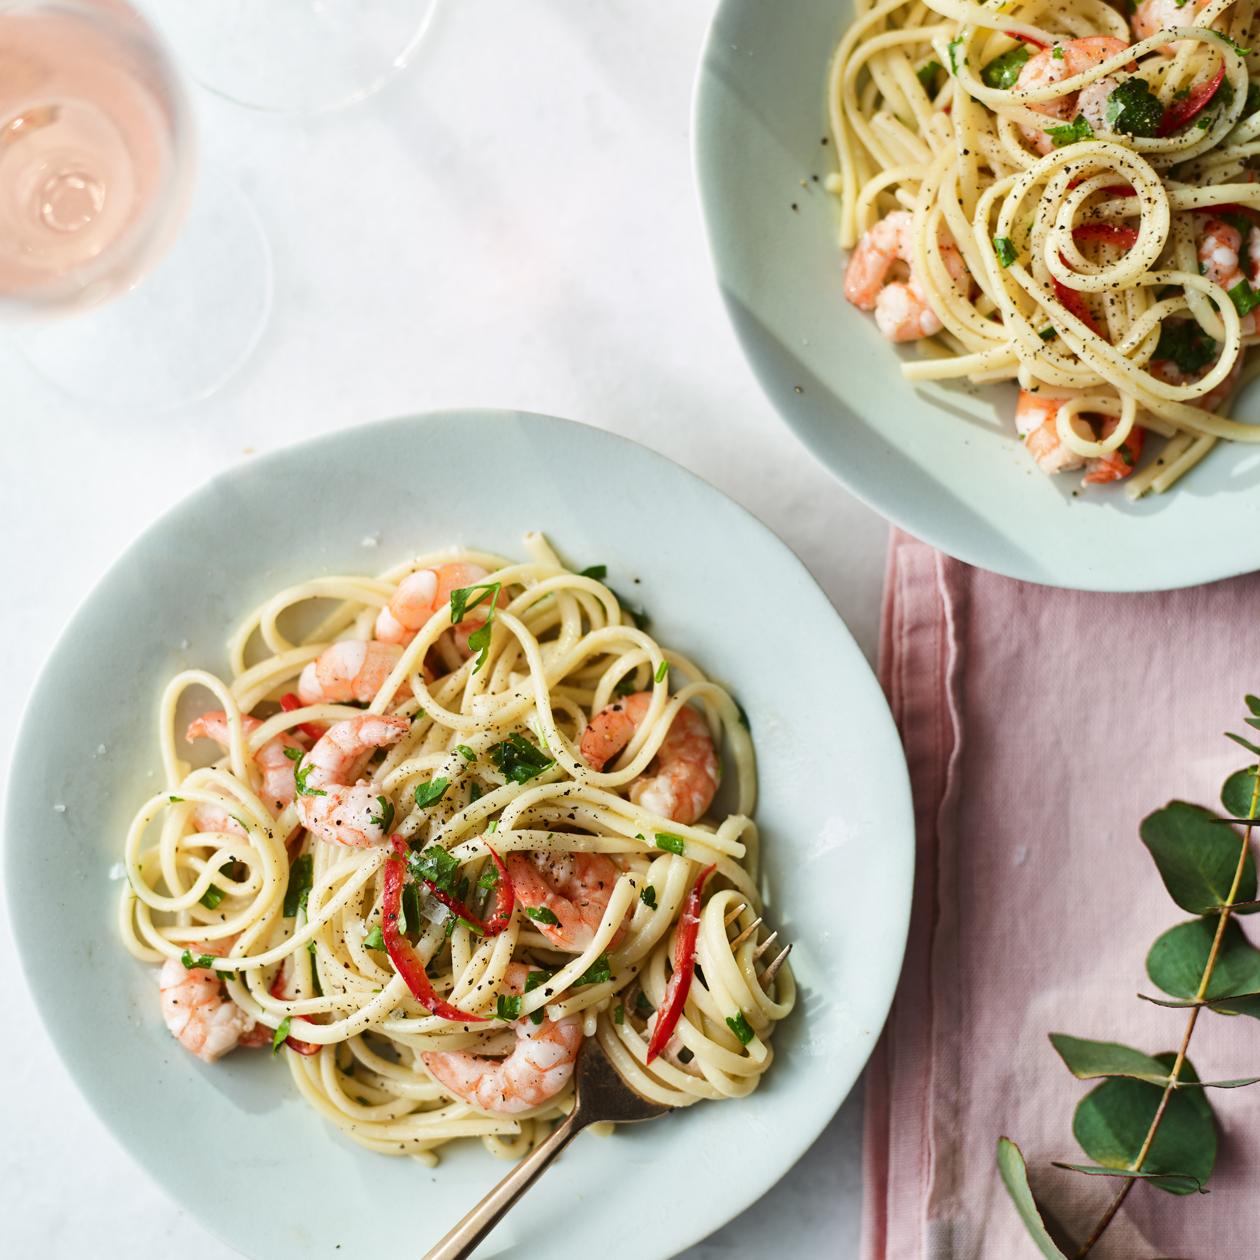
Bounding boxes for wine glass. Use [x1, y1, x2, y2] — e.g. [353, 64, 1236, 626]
[142, 0, 439, 114]
[1, 0, 271, 409]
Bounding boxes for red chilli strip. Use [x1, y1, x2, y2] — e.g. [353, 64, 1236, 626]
[645, 863, 717, 1065]
[279, 692, 326, 743]
[1157, 61, 1225, 137]
[392, 834, 513, 937]
[1003, 28, 1048, 49]
[381, 843, 488, 1023]
[1072, 223, 1139, 249]
[267, 970, 321, 1056]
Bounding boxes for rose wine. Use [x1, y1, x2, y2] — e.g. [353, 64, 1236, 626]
[0, 1, 192, 318]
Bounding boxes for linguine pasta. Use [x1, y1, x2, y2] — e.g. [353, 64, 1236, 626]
[829, 0, 1260, 496]
[119, 532, 793, 1163]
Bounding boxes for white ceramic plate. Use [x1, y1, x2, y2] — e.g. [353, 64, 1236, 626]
[5, 411, 913, 1260]
[693, 1, 1260, 592]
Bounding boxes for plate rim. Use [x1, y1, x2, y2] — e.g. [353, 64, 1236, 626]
[690, 0, 1260, 594]
[4, 407, 915, 1257]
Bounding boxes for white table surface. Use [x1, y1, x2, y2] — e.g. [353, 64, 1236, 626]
[0, 2, 889, 1254]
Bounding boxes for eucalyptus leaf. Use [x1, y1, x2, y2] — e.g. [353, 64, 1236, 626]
[1072, 1053, 1216, 1196]
[1051, 1162, 1206, 1194]
[1139, 801, 1256, 914]
[1138, 989, 1260, 1017]
[1222, 767, 1260, 820]
[1147, 918, 1260, 1017]
[1049, 1033, 1170, 1085]
[995, 1138, 1069, 1258]
[1226, 731, 1260, 756]
[1246, 695, 1260, 717]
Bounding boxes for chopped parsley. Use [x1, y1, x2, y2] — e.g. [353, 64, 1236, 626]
[181, 950, 216, 970]
[477, 865, 499, 892]
[413, 777, 451, 809]
[947, 34, 964, 75]
[272, 1017, 292, 1054]
[640, 884, 658, 910]
[634, 990, 654, 1017]
[448, 581, 502, 673]
[993, 235, 1017, 267]
[291, 753, 325, 798]
[916, 59, 944, 93]
[726, 1012, 756, 1046]
[408, 843, 460, 894]
[1052, 44, 1064, 61]
[1044, 114, 1093, 147]
[613, 675, 640, 698]
[1103, 78, 1164, 137]
[1246, 81, 1260, 116]
[655, 832, 686, 856]
[1212, 31, 1251, 56]
[1039, 326, 1058, 342]
[613, 1003, 625, 1025]
[1230, 278, 1260, 317]
[654, 660, 669, 684]
[168, 794, 184, 803]
[574, 953, 613, 986]
[364, 925, 386, 950]
[579, 564, 608, 580]
[367, 795, 395, 832]
[524, 905, 561, 926]
[524, 969, 550, 1025]
[496, 994, 523, 1021]
[200, 882, 225, 910]
[1153, 320, 1217, 375]
[980, 44, 1029, 90]
[488, 732, 555, 784]
[454, 744, 476, 763]
[283, 854, 314, 918]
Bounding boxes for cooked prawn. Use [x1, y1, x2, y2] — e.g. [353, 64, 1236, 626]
[375, 563, 506, 649]
[294, 713, 410, 847]
[296, 639, 408, 706]
[1149, 345, 1243, 414]
[1015, 37, 1130, 155]
[1132, 0, 1209, 46]
[506, 851, 625, 952]
[843, 209, 969, 341]
[420, 964, 583, 1115]
[159, 944, 258, 1063]
[1197, 217, 1259, 336]
[186, 710, 302, 812]
[1015, 390, 1143, 483]
[580, 691, 719, 825]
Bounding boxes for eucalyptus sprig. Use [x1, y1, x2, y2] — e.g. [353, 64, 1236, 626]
[999, 695, 1260, 1257]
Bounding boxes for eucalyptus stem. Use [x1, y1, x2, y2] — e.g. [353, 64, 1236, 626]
[1074, 765, 1260, 1260]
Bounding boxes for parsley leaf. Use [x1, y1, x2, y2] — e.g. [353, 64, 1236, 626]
[1212, 31, 1251, 56]
[292, 753, 325, 798]
[916, 59, 944, 93]
[1039, 326, 1058, 342]
[655, 832, 686, 856]
[454, 744, 476, 763]
[488, 732, 555, 784]
[640, 884, 658, 910]
[1103, 78, 1163, 138]
[525, 970, 550, 1024]
[181, 949, 216, 970]
[283, 746, 302, 762]
[496, 994, 523, 1020]
[574, 953, 613, 986]
[654, 660, 669, 684]
[364, 925, 385, 950]
[272, 1017, 292, 1055]
[579, 564, 607, 580]
[1230, 278, 1260, 317]
[993, 235, 1017, 267]
[980, 44, 1029, 90]
[408, 844, 460, 893]
[947, 34, 964, 75]
[1044, 114, 1093, 147]
[634, 990, 654, 1017]
[614, 1003, 625, 1025]
[448, 581, 502, 673]
[413, 777, 451, 809]
[1052, 44, 1064, 60]
[1153, 320, 1217, 376]
[726, 1012, 755, 1046]
[367, 795, 395, 832]
[200, 883, 225, 910]
[524, 905, 561, 926]
[283, 854, 314, 918]
[477, 865, 499, 892]
[613, 675, 640, 698]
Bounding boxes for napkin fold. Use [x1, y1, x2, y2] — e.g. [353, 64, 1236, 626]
[861, 530, 1260, 1260]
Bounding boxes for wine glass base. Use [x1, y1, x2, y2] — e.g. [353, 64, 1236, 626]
[140, 0, 438, 113]
[14, 172, 271, 412]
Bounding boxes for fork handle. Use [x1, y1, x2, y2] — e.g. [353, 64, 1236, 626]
[421, 1110, 588, 1260]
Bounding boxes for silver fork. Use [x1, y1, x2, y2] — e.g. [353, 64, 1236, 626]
[422, 907, 791, 1260]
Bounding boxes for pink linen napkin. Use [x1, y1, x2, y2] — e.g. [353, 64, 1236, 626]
[861, 530, 1260, 1260]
